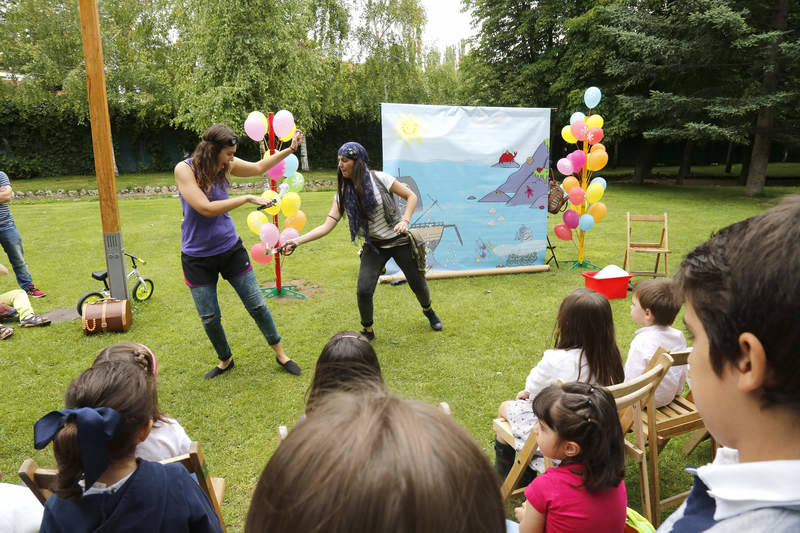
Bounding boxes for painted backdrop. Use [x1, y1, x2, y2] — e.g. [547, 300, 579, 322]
[381, 103, 551, 273]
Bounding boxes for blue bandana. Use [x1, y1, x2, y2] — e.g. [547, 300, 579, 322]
[338, 142, 378, 246]
[34, 407, 124, 490]
[337, 142, 368, 162]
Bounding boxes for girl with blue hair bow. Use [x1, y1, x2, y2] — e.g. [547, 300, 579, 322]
[281, 142, 442, 340]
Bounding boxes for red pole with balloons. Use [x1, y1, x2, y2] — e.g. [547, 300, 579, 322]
[553, 86, 609, 268]
[242, 109, 307, 299]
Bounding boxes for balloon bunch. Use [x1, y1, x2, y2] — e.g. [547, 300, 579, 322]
[552, 87, 610, 265]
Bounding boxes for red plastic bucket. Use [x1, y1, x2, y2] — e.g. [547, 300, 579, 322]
[582, 271, 632, 300]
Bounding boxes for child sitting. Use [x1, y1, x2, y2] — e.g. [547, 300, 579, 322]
[495, 288, 625, 477]
[657, 195, 800, 532]
[0, 262, 50, 339]
[246, 389, 506, 533]
[93, 342, 192, 461]
[624, 278, 688, 407]
[514, 382, 628, 533]
[34, 361, 223, 533]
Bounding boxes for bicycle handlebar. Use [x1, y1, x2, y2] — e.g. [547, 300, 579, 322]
[123, 252, 146, 265]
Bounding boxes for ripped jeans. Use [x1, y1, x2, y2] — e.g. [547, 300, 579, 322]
[189, 268, 281, 362]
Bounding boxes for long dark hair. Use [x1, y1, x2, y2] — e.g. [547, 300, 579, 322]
[553, 288, 624, 386]
[337, 159, 378, 243]
[532, 382, 625, 492]
[190, 124, 238, 191]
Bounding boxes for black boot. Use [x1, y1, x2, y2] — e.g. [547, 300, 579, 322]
[423, 308, 442, 331]
[494, 439, 516, 479]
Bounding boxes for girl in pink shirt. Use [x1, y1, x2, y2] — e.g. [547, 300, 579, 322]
[514, 382, 627, 533]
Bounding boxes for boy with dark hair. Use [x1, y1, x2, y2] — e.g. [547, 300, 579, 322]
[624, 278, 688, 407]
[657, 195, 800, 532]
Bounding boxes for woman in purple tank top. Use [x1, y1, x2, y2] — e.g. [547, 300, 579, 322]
[175, 124, 303, 379]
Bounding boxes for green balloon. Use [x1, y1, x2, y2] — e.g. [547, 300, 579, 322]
[288, 172, 304, 192]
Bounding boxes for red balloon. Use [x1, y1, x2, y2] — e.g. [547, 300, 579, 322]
[554, 224, 572, 241]
[250, 242, 273, 264]
[587, 126, 604, 145]
[568, 186, 586, 206]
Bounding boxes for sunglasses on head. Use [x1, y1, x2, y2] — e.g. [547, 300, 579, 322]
[203, 135, 238, 146]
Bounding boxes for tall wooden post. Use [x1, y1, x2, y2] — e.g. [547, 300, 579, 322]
[78, 0, 128, 299]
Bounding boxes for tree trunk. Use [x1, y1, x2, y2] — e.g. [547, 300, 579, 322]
[299, 136, 310, 171]
[677, 141, 693, 185]
[612, 142, 619, 169]
[739, 137, 753, 186]
[633, 140, 655, 185]
[724, 142, 734, 174]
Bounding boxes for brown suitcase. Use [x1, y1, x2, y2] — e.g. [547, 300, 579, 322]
[82, 298, 132, 335]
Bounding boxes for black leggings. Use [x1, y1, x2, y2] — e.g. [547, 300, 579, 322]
[356, 242, 431, 327]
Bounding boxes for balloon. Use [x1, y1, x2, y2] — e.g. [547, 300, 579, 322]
[570, 121, 588, 141]
[567, 150, 587, 172]
[261, 190, 281, 215]
[590, 143, 606, 153]
[584, 86, 602, 109]
[561, 125, 577, 144]
[283, 154, 299, 177]
[590, 177, 607, 190]
[579, 214, 595, 231]
[279, 227, 299, 245]
[587, 126, 604, 145]
[586, 114, 604, 129]
[278, 125, 296, 143]
[562, 176, 579, 192]
[286, 172, 304, 192]
[244, 116, 266, 141]
[247, 211, 268, 235]
[273, 110, 295, 140]
[260, 222, 280, 248]
[587, 150, 609, 172]
[285, 210, 307, 231]
[281, 191, 301, 217]
[570, 112, 586, 125]
[266, 160, 286, 181]
[250, 242, 273, 264]
[588, 202, 607, 223]
[586, 182, 605, 204]
[249, 111, 269, 131]
[563, 209, 579, 229]
[556, 158, 574, 176]
[554, 224, 572, 241]
[568, 186, 585, 206]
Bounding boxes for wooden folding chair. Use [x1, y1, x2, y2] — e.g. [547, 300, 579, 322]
[17, 459, 58, 505]
[623, 212, 670, 278]
[161, 442, 226, 532]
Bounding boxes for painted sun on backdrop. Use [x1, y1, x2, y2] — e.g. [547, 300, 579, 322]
[393, 114, 426, 147]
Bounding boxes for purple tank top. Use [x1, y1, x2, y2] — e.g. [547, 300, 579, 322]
[180, 159, 239, 257]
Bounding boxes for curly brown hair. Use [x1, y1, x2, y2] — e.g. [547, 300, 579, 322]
[190, 124, 239, 191]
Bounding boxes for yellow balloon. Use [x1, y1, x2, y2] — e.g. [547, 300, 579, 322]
[586, 182, 604, 204]
[587, 150, 608, 172]
[278, 125, 296, 143]
[590, 143, 606, 153]
[588, 202, 607, 223]
[285, 210, 307, 231]
[281, 191, 301, 217]
[561, 125, 577, 144]
[247, 211, 268, 235]
[562, 176, 579, 192]
[261, 190, 281, 215]
[586, 114, 604, 129]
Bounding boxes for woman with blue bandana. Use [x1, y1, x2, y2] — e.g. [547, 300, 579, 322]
[281, 142, 442, 340]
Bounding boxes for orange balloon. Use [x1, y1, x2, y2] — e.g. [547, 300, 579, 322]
[587, 150, 608, 172]
[588, 202, 607, 223]
[285, 210, 307, 231]
[562, 176, 579, 192]
[590, 143, 606, 153]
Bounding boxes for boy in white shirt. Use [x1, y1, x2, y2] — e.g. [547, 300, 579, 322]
[624, 278, 688, 407]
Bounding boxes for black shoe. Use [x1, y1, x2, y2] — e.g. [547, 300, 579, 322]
[423, 308, 442, 331]
[205, 359, 234, 379]
[360, 328, 375, 341]
[276, 356, 302, 376]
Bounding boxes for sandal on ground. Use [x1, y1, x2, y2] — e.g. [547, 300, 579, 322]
[0, 324, 14, 340]
[205, 359, 234, 379]
[275, 356, 302, 376]
[20, 314, 51, 328]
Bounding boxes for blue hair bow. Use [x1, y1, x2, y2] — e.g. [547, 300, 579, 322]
[34, 407, 123, 490]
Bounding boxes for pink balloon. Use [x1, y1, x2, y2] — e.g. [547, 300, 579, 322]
[273, 110, 295, 139]
[556, 158, 574, 176]
[250, 242, 273, 264]
[259, 223, 280, 248]
[567, 150, 587, 172]
[563, 209, 579, 229]
[554, 224, 572, 241]
[587, 126, 604, 145]
[266, 160, 286, 180]
[244, 117, 266, 141]
[570, 121, 588, 141]
[568, 186, 586, 206]
[279, 227, 299, 244]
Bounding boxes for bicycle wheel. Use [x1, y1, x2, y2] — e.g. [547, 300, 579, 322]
[132, 278, 154, 302]
[77, 291, 105, 316]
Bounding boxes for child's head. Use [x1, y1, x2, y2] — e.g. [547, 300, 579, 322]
[677, 196, 800, 445]
[246, 391, 505, 533]
[306, 331, 384, 413]
[631, 278, 682, 327]
[35, 361, 154, 501]
[555, 288, 624, 386]
[93, 342, 165, 424]
[532, 381, 625, 492]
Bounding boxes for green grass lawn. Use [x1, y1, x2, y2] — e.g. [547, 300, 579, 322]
[1, 180, 798, 531]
